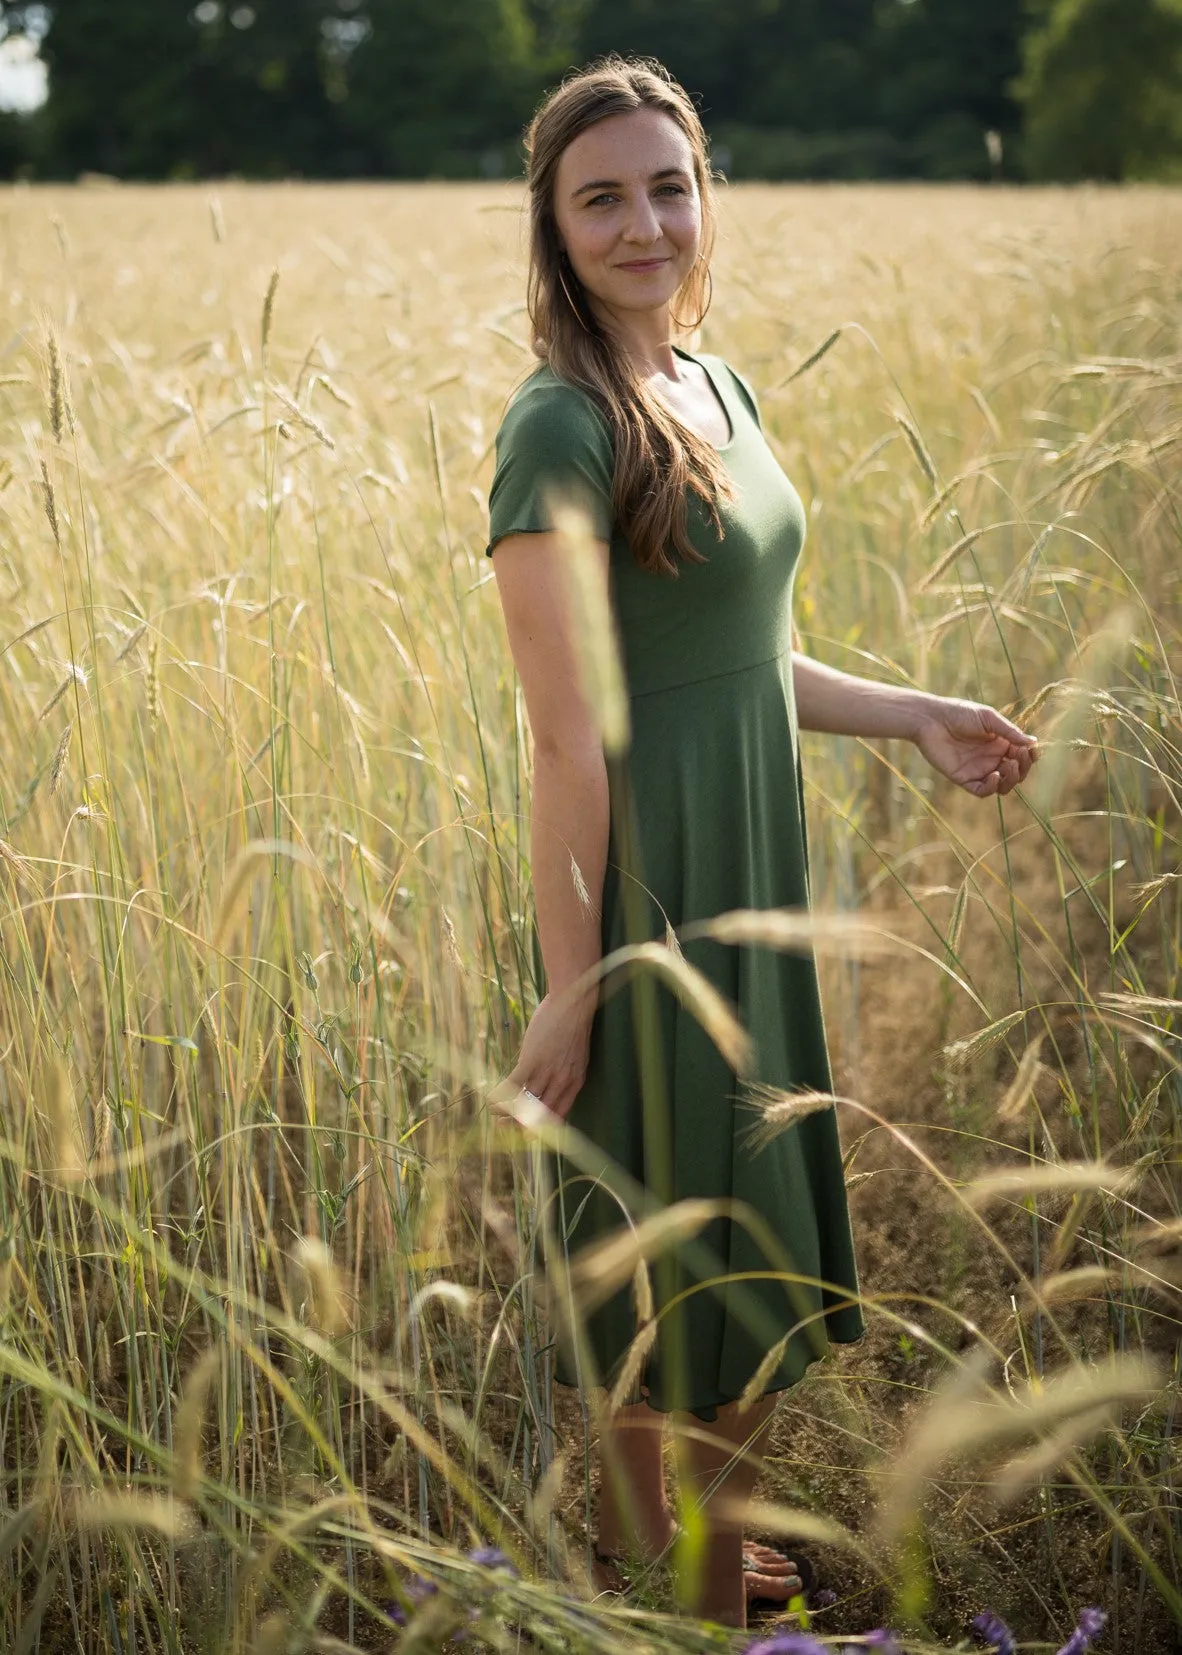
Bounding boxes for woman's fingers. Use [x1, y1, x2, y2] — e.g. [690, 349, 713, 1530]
[979, 703, 1039, 748]
[500, 1063, 584, 1122]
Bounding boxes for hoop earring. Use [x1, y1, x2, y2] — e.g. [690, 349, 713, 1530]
[557, 259, 592, 335]
[678, 266, 713, 332]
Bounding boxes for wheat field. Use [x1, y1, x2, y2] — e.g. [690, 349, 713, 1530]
[0, 179, 1179, 1654]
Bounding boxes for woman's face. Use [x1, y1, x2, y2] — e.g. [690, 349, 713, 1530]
[552, 107, 703, 328]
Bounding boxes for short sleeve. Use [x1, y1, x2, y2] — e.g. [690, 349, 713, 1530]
[721, 361, 764, 431]
[486, 378, 615, 556]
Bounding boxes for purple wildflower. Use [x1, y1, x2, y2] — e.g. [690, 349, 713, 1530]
[384, 1574, 437, 1626]
[971, 1610, 1017, 1655]
[1056, 1606, 1108, 1655]
[743, 1634, 828, 1655]
[810, 1587, 838, 1609]
[467, 1545, 518, 1575]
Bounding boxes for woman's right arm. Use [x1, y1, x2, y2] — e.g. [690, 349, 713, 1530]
[492, 528, 611, 1119]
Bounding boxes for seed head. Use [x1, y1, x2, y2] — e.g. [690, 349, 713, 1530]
[894, 410, 939, 487]
[261, 267, 280, 360]
[441, 908, 461, 970]
[94, 1320, 112, 1385]
[146, 637, 160, 730]
[49, 722, 73, 795]
[47, 330, 75, 443]
[41, 462, 60, 544]
[91, 1094, 112, 1163]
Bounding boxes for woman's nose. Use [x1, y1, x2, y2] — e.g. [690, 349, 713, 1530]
[621, 195, 661, 244]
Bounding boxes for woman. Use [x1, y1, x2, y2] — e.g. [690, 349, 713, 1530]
[486, 57, 1037, 1629]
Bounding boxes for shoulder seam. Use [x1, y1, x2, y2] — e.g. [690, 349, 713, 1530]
[505, 372, 614, 442]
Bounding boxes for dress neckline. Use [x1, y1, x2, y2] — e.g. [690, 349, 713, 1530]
[672, 345, 736, 454]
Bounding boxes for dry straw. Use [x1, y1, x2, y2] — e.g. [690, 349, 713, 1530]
[295, 1236, 350, 1336]
[996, 1035, 1047, 1121]
[567, 1199, 726, 1314]
[596, 938, 752, 1073]
[72, 1493, 198, 1542]
[877, 1350, 1162, 1544]
[171, 1346, 220, 1501]
[719, 1496, 875, 1567]
[962, 1159, 1138, 1209]
[683, 905, 892, 957]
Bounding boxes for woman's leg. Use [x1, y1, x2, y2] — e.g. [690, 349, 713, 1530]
[673, 1393, 800, 1628]
[594, 1399, 677, 1559]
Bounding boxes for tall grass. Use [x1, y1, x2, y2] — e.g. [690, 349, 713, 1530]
[0, 180, 1178, 1653]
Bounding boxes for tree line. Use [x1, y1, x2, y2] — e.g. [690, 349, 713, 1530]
[1, 0, 1180, 183]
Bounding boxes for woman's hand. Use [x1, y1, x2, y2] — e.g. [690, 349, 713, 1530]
[501, 987, 597, 1121]
[912, 698, 1039, 798]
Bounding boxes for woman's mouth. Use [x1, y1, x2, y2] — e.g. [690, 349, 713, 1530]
[615, 257, 671, 272]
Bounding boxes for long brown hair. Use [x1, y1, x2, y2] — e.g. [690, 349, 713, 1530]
[524, 57, 732, 578]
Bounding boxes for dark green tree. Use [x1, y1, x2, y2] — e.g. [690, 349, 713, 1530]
[0, 111, 32, 173]
[14, 0, 1157, 183]
[38, 0, 345, 178]
[574, 0, 742, 122]
[575, 0, 895, 179]
[1018, 0, 1182, 179]
[39, 0, 198, 176]
[335, 0, 541, 175]
[875, 0, 1026, 177]
[522, 0, 586, 74]
[574, 0, 1023, 180]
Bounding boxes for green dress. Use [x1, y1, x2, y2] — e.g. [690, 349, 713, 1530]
[487, 347, 865, 1420]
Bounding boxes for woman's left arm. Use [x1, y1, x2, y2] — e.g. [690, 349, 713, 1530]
[792, 652, 1038, 799]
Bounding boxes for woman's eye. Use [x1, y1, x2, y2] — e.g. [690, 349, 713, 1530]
[585, 185, 685, 207]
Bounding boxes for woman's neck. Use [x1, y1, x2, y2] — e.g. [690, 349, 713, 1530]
[589, 300, 684, 381]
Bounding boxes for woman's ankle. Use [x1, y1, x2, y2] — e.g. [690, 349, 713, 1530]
[679, 1527, 745, 1627]
[594, 1503, 677, 1560]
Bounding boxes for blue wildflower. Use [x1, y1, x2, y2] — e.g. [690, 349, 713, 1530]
[811, 1587, 838, 1609]
[971, 1610, 1017, 1655]
[1056, 1606, 1108, 1655]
